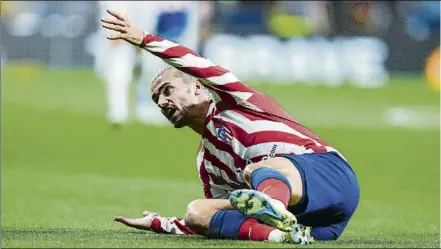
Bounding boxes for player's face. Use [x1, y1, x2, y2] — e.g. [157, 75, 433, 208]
[151, 72, 200, 128]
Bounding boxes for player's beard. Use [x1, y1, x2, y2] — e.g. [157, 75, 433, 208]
[170, 110, 186, 128]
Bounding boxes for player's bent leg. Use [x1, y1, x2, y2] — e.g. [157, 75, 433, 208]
[230, 157, 304, 232]
[244, 157, 304, 206]
[184, 199, 313, 244]
[184, 199, 232, 236]
[284, 152, 360, 241]
[311, 219, 349, 241]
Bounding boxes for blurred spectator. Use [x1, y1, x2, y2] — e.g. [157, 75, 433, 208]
[403, 1, 440, 41]
[267, 1, 330, 38]
[424, 46, 440, 91]
[199, 1, 215, 42]
[346, 1, 393, 35]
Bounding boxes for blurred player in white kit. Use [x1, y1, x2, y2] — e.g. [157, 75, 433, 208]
[95, 1, 201, 127]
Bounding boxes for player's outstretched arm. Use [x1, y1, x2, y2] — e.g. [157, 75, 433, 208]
[101, 9, 252, 96]
[114, 211, 195, 235]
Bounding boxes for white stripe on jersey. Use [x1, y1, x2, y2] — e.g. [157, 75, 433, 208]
[206, 120, 311, 160]
[144, 39, 179, 52]
[325, 146, 347, 161]
[204, 159, 242, 186]
[198, 148, 230, 199]
[196, 145, 205, 171]
[206, 181, 230, 199]
[205, 72, 240, 85]
[224, 91, 254, 101]
[216, 110, 323, 146]
[166, 54, 216, 68]
[202, 138, 235, 171]
[246, 142, 313, 158]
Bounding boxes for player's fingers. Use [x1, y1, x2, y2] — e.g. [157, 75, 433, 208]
[114, 216, 138, 226]
[114, 216, 150, 230]
[101, 22, 125, 33]
[107, 33, 122, 40]
[142, 211, 159, 217]
[107, 9, 126, 21]
[101, 17, 125, 27]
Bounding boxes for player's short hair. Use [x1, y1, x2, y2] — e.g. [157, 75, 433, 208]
[151, 66, 195, 86]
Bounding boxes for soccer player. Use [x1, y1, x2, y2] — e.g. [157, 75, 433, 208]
[101, 9, 360, 245]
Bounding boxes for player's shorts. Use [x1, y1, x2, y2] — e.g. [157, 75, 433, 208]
[282, 152, 360, 240]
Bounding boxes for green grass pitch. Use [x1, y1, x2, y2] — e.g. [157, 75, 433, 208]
[1, 65, 440, 248]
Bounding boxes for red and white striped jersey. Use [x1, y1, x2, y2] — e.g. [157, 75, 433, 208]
[141, 33, 346, 200]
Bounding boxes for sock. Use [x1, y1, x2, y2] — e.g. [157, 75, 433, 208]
[250, 167, 292, 208]
[208, 210, 284, 242]
[238, 218, 284, 242]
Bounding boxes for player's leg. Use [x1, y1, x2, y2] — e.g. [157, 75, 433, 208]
[184, 199, 312, 244]
[232, 152, 360, 241]
[230, 157, 304, 231]
[113, 198, 312, 243]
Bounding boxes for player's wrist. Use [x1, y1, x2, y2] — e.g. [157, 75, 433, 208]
[150, 217, 167, 233]
[139, 31, 151, 48]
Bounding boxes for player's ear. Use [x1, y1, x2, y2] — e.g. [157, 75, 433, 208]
[194, 80, 202, 95]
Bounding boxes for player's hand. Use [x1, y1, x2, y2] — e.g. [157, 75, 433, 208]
[101, 9, 145, 46]
[114, 211, 159, 230]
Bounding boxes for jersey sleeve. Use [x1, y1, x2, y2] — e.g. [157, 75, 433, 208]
[139, 32, 255, 104]
[150, 216, 195, 235]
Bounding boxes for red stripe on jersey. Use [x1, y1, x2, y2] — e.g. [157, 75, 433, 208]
[140, 33, 164, 47]
[245, 93, 296, 121]
[232, 108, 332, 148]
[178, 66, 229, 79]
[247, 154, 269, 163]
[151, 218, 166, 233]
[207, 171, 240, 188]
[203, 132, 246, 169]
[214, 82, 252, 95]
[225, 123, 319, 149]
[151, 45, 199, 59]
[313, 146, 328, 153]
[199, 160, 213, 199]
[204, 151, 240, 183]
[203, 84, 239, 110]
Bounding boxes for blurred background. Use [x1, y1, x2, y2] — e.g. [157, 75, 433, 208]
[1, 1, 440, 247]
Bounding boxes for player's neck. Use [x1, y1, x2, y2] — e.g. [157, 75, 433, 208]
[187, 100, 211, 135]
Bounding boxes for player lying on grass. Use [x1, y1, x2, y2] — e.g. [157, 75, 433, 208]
[101, 9, 360, 245]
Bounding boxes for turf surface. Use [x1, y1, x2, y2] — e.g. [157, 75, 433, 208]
[1, 65, 440, 248]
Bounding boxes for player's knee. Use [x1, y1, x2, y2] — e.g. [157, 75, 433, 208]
[243, 157, 289, 183]
[243, 163, 264, 184]
[184, 200, 207, 233]
[184, 200, 201, 224]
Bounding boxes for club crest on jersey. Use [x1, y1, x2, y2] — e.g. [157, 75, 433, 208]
[215, 123, 233, 144]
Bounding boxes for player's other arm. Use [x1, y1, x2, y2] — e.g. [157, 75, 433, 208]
[114, 211, 196, 235]
[100, 9, 252, 96]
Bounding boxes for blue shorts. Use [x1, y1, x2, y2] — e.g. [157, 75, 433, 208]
[282, 152, 360, 240]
